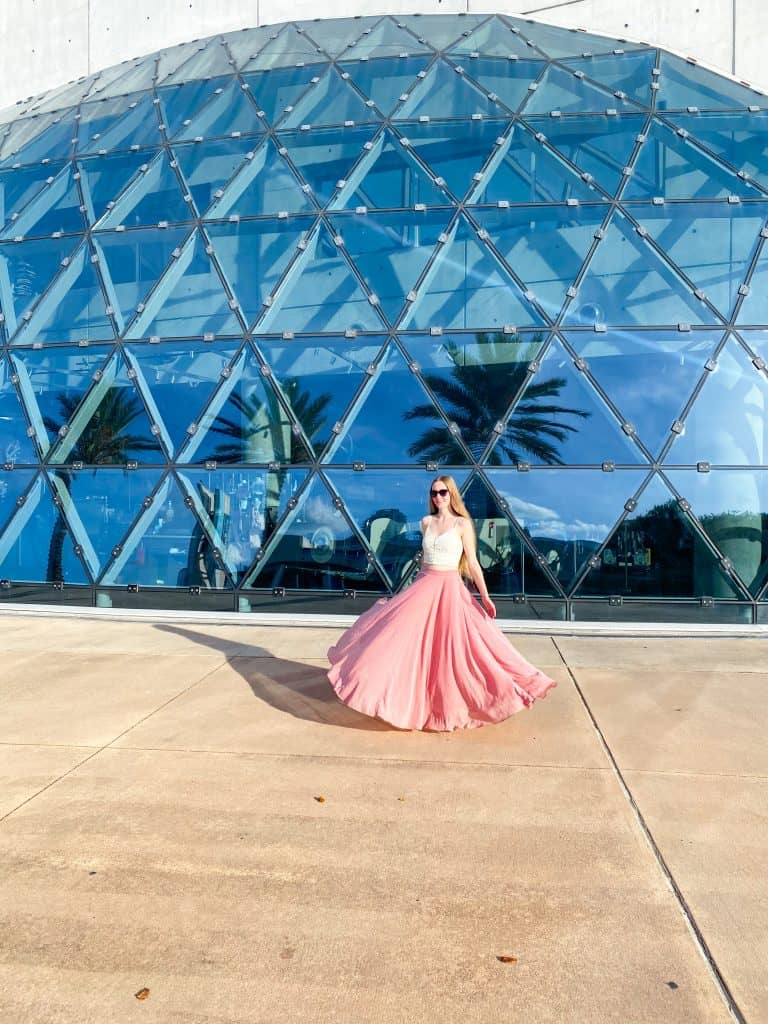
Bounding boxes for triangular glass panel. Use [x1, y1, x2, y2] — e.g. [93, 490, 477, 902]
[394, 119, 505, 202]
[52, 466, 165, 582]
[324, 467, 452, 589]
[102, 472, 231, 589]
[486, 466, 649, 593]
[181, 346, 312, 467]
[163, 36, 238, 84]
[96, 149, 191, 229]
[76, 94, 161, 155]
[243, 66, 323, 129]
[242, 472, 390, 592]
[124, 340, 241, 457]
[740, 331, 768, 365]
[661, 111, 768, 192]
[633, 202, 768, 319]
[457, 58, 548, 114]
[281, 67, 381, 129]
[0, 163, 84, 239]
[258, 336, 384, 460]
[206, 216, 313, 329]
[656, 54, 767, 112]
[1, 114, 76, 168]
[448, 17, 540, 59]
[510, 20, 647, 58]
[400, 214, 544, 330]
[86, 57, 157, 103]
[393, 59, 509, 120]
[665, 337, 768, 466]
[574, 472, 746, 599]
[158, 77, 232, 139]
[329, 126, 449, 211]
[222, 25, 277, 70]
[624, 118, 762, 200]
[339, 56, 432, 117]
[171, 137, 257, 217]
[0, 111, 61, 165]
[521, 65, 635, 116]
[177, 466, 309, 582]
[0, 355, 38, 464]
[562, 51, 656, 105]
[526, 114, 645, 196]
[277, 125, 378, 208]
[156, 38, 214, 86]
[0, 161, 69, 234]
[47, 351, 166, 467]
[475, 204, 608, 321]
[562, 207, 716, 327]
[242, 24, 326, 72]
[93, 225, 191, 333]
[326, 341, 468, 466]
[256, 221, 385, 334]
[487, 337, 646, 466]
[467, 121, 599, 205]
[665, 468, 768, 597]
[0, 233, 82, 338]
[0, 467, 37, 534]
[125, 230, 241, 340]
[9, 345, 113, 457]
[398, 15, 485, 52]
[78, 149, 158, 223]
[176, 79, 265, 141]
[565, 329, 723, 459]
[298, 17, 382, 59]
[326, 209, 451, 325]
[11, 240, 116, 346]
[737, 247, 768, 326]
[341, 17, 431, 60]
[462, 471, 561, 596]
[398, 332, 547, 462]
[206, 135, 317, 218]
[0, 473, 89, 584]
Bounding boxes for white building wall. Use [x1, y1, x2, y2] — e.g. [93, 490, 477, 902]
[1, 0, 766, 110]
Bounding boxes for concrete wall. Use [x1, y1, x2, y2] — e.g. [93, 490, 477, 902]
[1, 0, 766, 110]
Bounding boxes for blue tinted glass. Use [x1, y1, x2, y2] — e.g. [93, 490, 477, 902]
[327, 209, 449, 325]
[632, 202, 767, 319]
[457, 58, 547, 113]
[395, 119, 505, 201]
[661, 111, 768, 191]
[79, 150, 156, 223]
[243, 24, 325, 72]
[164, 37, 237, 84]
[525, 114, 645, 195]
[299, 18, 382, 58]
[77, 94, 160, 154]
[0, 163, 85, 238]
[206, 217, 314, 329]
[156, 39, 223, 85]
[565, 330, 723, 458]
[475, 205, 608, 320]
[275, 126, 377, 207]
[657, 54, 766, 111]
[467, 121, 598, 205]
[563, 207, 716, 327]
[398, 333, 546, 460]
[258, 336, 384, 458]
[624, 118, 761, 199]
[97, 150, 191, 229]
[172, 137, 259, 217]
[0, 162, 69, 233]
[398, 15, 484, 51]
[0, 357, 37, 464]
[574, 473, 745, 599]
[486, 467, 649, 591]
[736, 251, 768, 326]
[514, 21, 647, 58]
[666, 469, 768, 596]
[1, 115, 76, 168]
[244, 474, 387, 592]
[243, 66, 322, 129]
[488, 338, 646, 466]
[340, 57, 432, 117]
[666, 337, 768, 465]
[341, 18, 431, 60]
[258, 222, 386, 334]
[209, 135, 317, 218]
[327, 341, 468, 466]
[222, 26, 278, 70]
[281, 68, 381, 129]
[177, 80, 265, 141]
[394, 59, 509, 120]
[0, 112, 60, 164]
[400, 214, 544, 330]
[158, 78, 232, 139]
[563, 51, 656, 105]
[448, 17, 538, 59]
[522, 65, 635, 116]
[0, 468, 37, 533]
[0, 234, 82, 338]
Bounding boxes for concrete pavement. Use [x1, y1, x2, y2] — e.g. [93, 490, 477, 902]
[0, 612, 766, 1023]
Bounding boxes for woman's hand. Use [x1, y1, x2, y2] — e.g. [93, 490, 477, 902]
[482, 595, 496, 619]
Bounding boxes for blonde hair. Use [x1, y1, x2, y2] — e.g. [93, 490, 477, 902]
[428, 475, 474, 579]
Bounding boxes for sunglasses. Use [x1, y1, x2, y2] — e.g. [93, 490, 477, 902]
[430, 488, 449, 498]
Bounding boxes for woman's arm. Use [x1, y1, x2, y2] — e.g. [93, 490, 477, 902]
[457, 520, 496, 618]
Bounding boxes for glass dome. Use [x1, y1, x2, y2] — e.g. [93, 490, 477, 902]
[0, 13, 767, 622]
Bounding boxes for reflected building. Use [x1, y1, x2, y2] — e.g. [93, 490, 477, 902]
[0, 13, 767, 622]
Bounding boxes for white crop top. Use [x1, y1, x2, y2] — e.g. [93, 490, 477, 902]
[422, 518, 464, 570]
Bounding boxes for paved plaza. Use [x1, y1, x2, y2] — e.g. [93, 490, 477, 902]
[0, 610, 766, 1023]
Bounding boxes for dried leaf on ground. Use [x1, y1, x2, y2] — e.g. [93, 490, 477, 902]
[314, 796, 326, 803]
[496, 955, 518, 963]
[135, 988, 150, 1000]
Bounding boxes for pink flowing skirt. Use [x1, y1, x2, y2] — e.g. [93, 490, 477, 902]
[327, 567, 556, 731]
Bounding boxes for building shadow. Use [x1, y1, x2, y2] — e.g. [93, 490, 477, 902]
[152, 623, 395, 733]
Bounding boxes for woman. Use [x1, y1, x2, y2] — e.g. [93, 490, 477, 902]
[327, 475, 556, 731]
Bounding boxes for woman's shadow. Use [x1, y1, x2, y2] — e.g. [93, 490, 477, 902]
[153, 624, 394, 732]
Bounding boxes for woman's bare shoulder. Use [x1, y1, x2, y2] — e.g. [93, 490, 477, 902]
[420, 514, 431, 532]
